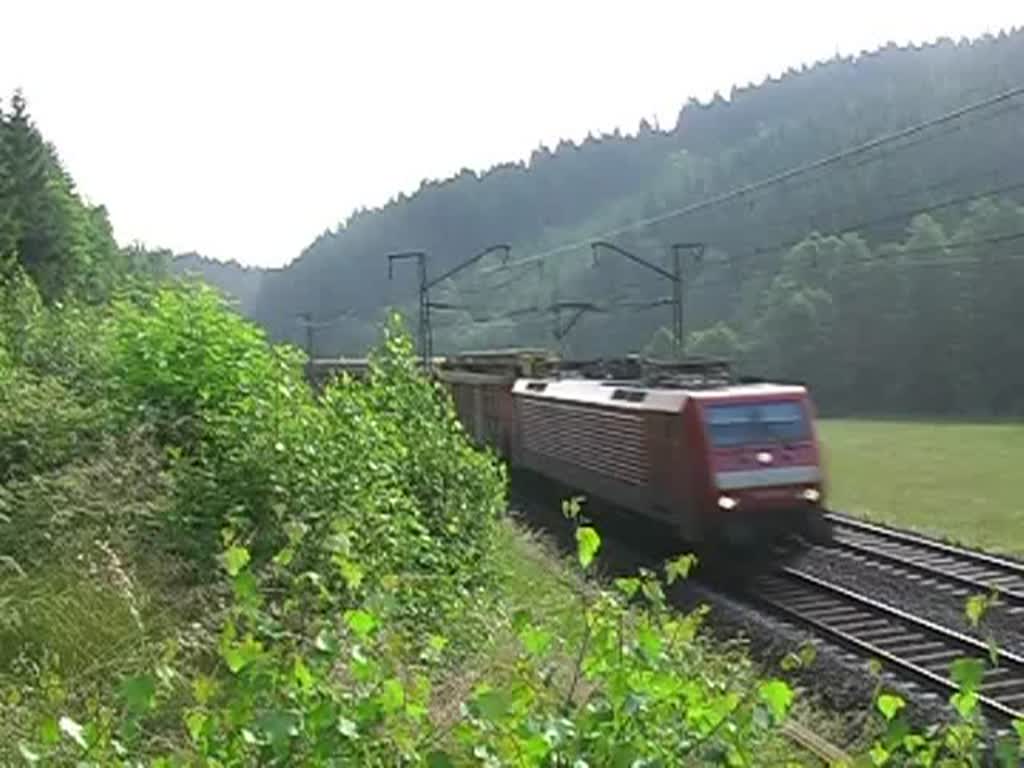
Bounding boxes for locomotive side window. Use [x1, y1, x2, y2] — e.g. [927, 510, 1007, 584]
[703, 401, 809, 446]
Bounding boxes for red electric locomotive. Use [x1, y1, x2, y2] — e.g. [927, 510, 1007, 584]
[438, 350, 831, 548]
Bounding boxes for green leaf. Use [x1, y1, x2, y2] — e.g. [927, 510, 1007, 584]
[255, 710, 299, 747]
[994, 735, 1021, 768]
[640, 578, 665, 605]
[882, 716, 909, 749]
[876, 693, 905, 722]
[119, 674, 156, 714]
[1014, 718, 1024, 742]
[232, 570, 260, 606]
[798, 642, 817, 668]
[614, 577, 640, 598]
[561, 496, 584, 521]
[38, 717, 59, 746]
[185, 711, 207, 743]
[293, 657, 314, 692]
[950, 657, 986, 692]
[637, 624, 663, 660]
[344, 609, 377, 638]
[223, 545, 250, 577]
[511, 609, 532, 632]
[902, 734, 926, 752]
[58, 716, 87, 749]
[951, 690, 979, 719]
[380, 678, 405, 713]
[780, 652, 800, 672]
[426, 752, 455, 768]
[575, 526, 600, 569]
[192, 675, 218, 705]
[334, 557, 364, 590]
[473, 689, 510, 721]
[758, 679, 793, 722]
[965, 593, 990, 628]
[223, 635, 264, 674]
[520, 626, 553, 656]
[869, 743, 890, 766]
[665, 553, 697, 584]
[272, 545, 295, 567]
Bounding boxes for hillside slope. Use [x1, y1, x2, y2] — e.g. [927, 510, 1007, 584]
[203, 31, 1024, 414]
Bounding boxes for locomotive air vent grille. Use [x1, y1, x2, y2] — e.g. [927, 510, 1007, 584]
[525, 381, 548, 392]
[611, 389, 647, 402]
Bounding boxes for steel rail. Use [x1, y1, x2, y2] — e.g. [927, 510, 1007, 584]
[750, 567, 1024, 723]
[825, 514, 1024, 604]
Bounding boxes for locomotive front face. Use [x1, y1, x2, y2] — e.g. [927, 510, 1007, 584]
[695, 388, 829, 545]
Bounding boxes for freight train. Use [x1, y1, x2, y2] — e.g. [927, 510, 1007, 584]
[435, 349, 832, 549]
[308, 349, 832, 548]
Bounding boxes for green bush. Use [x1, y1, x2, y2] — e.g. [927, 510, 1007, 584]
[0, 367, 105, 484]
[108, 281, 284, 447]
[107, 283, 505, 627]
[0, 270, 113, 482]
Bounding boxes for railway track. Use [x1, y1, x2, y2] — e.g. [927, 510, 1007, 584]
[825, 513, 1024, 610]
[748, 567, 1024, 724]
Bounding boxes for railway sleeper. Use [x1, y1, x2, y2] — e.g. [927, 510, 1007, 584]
[996, 692, 1024, 706]
[978, 666, 1019, 679]
[987, 574, 1024, 585]
[828, 618, 892, 633]
[942, 565, 1004, 580]
[796, 606, 873, 621]
[777, 596, 852, 613]
[850, 626, 913, 642]
[979, 677, 1024, 693]
[872, 638, 949, 654]
[775, 602, 852, 617]
[903, 649, 963, 665]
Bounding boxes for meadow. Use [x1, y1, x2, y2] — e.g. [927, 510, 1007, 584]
[819, 419, 1024, 557]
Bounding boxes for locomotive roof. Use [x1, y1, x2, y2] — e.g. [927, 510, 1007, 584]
[511, 377, 807, 413]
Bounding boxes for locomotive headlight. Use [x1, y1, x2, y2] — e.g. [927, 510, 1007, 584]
[717, 495, 738, 510]
[802, 488, 821, 503]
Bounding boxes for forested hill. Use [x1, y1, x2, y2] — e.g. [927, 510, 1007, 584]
[211, 31, 1022, 415]
[171, 252, 263, 315]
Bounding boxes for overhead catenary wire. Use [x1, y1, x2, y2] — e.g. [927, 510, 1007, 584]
[733, 177, 1024, 260]
[296, 310, 356, 329]
[423, 168, 1024, 327]
[476, 83, 1024, 274]
[440, 244, 1024, 332]
[688, 243, 1024, 294]
[733, 163, 1013, 250]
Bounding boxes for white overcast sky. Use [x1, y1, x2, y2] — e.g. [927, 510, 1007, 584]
[1, 1, 1021, 268]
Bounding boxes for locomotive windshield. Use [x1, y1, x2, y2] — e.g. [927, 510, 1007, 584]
[703, 401, 809, 447]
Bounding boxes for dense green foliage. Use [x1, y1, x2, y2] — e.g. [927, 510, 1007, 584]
[185, 30, 1024, 416]
[0, 92, 169, 302]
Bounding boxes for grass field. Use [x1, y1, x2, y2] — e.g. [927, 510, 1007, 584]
[819, 419, 1024, 557]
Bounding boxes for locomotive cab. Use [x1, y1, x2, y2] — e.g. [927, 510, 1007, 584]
[693, 385, 832, 547]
